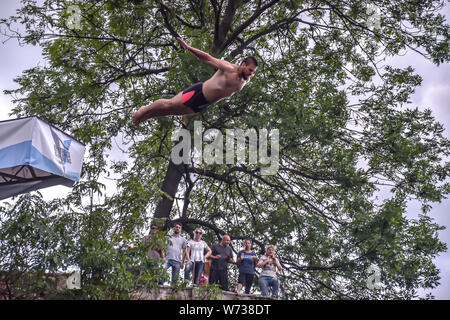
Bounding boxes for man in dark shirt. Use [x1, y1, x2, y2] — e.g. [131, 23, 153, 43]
[209, 234, 234, 291]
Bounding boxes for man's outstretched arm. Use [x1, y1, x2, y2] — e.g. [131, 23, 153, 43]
[177, 37, 235, 72]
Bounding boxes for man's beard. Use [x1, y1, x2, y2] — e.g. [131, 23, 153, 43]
[240, 71, 248, 80]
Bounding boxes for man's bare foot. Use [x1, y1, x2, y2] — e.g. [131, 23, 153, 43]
[132, 105, 148, 126]
[182, 115, 188, 127]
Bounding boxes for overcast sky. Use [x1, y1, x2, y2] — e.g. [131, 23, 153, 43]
[0, 0, 449, 299]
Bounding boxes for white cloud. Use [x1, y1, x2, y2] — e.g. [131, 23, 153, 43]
[419, 84, 450, 135]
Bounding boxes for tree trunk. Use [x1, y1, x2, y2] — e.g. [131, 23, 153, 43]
[153, 159, 185, 220]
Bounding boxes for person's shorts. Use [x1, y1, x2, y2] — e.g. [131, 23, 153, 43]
[181, 82, 211, 113]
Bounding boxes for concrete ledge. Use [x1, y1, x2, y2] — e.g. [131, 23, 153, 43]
[1, 271, 277, 300]
[134, 285, 277, 300]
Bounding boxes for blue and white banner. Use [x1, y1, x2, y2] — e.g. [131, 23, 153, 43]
[0, 116, 85, 200]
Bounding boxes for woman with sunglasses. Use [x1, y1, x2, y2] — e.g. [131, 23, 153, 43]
[184, 228, 212, 285]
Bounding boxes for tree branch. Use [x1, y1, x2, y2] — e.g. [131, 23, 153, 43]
[215, 0, 282, 53]
[170, 217, 266, 252]
[214, 0, 242, 51]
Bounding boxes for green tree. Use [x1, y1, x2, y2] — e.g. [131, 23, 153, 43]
[1, 0, 449, 299]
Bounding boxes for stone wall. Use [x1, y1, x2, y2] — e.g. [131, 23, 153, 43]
[1, 272, 275, 300]
[134, 285, 276, 300]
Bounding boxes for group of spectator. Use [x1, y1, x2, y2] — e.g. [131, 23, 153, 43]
[145, 222, 282, 298]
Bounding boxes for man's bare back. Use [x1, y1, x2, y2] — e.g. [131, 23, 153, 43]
[131, 37, 257, 126]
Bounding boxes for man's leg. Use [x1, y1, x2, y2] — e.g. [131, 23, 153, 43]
[209, 268, 217, 285]
[132, 92, 196, 126]
[165, 259, 176, 283]
[219, 269, 229, 291]
[171, 260, 181, 283]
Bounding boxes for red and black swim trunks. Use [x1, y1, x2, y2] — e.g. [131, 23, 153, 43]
[181, 82, 211, 113]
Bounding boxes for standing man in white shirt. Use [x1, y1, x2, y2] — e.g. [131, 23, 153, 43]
[164, 222, 187, 283]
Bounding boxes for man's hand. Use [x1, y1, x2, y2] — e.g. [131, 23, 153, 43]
[176, 37, 235, 72]
[177, 37, 189, 50]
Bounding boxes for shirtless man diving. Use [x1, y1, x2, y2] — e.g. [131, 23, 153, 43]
[131, 37, 258, 126]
